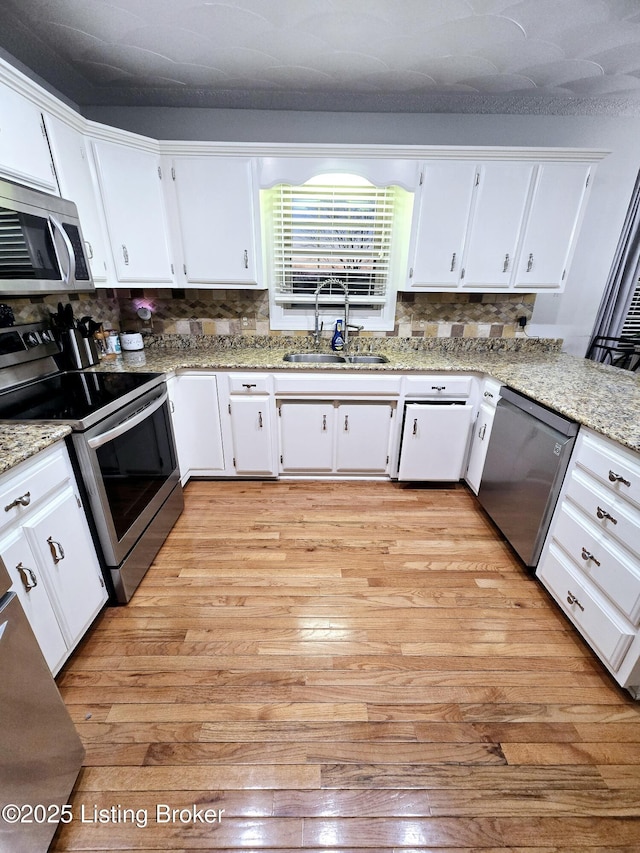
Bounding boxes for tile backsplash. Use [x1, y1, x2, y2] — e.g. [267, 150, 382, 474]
[2, 288, 534, 339]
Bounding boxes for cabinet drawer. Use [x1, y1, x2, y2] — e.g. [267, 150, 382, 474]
[576, 432, 640, 510]
[552, 501, 640, 625]
[538, 543, 634, 672]
[228, 373, 272, 394]
[565, 468, 640, 559]
[402, 375, 472, 398]
[0, 446, 70, 533]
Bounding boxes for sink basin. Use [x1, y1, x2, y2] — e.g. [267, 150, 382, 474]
[346, 354, 389, 364]
[283, 353, 346, 363]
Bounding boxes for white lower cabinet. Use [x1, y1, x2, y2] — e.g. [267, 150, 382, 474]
[0, 444, 107, 674]
[168, 373, 225, 483]
[397, 403, 474, 481]
[229, 396, 277, 475]
[464, 377, 502, 494]
[537, 428, 640, 697]
[278, 401, 394, 475]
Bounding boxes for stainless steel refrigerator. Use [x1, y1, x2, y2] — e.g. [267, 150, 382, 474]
[0, 560, 84, 852]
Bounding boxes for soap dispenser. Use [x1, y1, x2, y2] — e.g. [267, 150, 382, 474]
[331, 319, 345, 351]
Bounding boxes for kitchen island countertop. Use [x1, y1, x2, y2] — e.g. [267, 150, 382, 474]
[1, 340, 639, 475]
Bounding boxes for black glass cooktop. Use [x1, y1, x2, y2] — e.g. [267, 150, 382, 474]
[0, 371, 164, 429]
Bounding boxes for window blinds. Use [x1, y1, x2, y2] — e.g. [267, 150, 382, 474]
[270, 182, 399, 302]
[621, 282, 640, 337]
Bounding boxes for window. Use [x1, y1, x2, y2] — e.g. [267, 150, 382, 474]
[261, 173, 413, 331]
[621, 281, 640, 337]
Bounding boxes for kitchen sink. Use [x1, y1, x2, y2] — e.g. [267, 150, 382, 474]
[346, 354, 389, 364]
[283, 353, 347, 363]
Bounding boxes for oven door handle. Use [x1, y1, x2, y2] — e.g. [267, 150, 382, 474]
[87, 391, 168, 450]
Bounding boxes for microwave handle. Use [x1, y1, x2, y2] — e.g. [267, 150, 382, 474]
[87, 392, 168, 451]
[48, 215, 76, 287]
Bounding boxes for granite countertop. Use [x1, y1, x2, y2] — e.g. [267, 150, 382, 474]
[1, 337, 639, 476]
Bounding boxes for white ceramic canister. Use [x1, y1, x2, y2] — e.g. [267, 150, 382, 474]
[119, 331, 144, 351]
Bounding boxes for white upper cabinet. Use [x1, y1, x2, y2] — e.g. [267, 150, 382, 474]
[43, 116, 110, 282]
[408, 161, 477, 289]
[461, 162, 535, 289]
[513, 162, 592, 290]
[91, 139, 174, 285]
[0, 81, 57, 193]
[169, 156, 262, 288]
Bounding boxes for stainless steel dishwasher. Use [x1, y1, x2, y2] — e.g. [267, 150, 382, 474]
[477, 387, 579, 568]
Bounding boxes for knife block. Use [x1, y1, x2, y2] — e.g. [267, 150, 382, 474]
[60, 328, 99, 369]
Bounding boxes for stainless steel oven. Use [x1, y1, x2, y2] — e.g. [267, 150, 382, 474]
[70, 381, 182, 602]
[0, 322, 183, 603]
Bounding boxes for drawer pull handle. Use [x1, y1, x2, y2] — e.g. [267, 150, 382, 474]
[567, 590, 585, 612]
[47, 536, 65, 565]
[609, 470, 631, 487]
[344, 414, 349, 432]
[596, 506, 618, 524]
[322, 414, 327, 432]
[503, 253, 510, 273]
[581, 547, 601, 567]
[483, 391, 494, 398]
[258, 411, 263, 429]
[478, 423, 487, 440]
[526, 252, 534, 272]
[413, 418, 418, 436]
[17, 562, 38, 592]
[242, 383, 257, 390]
[431, 386, 446, 391]
[450, 252, 456, 272]
[4, 491, 31, 512]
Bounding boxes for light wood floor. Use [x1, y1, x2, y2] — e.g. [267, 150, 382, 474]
[53, 480, 640, 851]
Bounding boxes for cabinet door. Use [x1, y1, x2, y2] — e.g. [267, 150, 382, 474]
[172, 157, 260, 286]
[0, 528, 67, 673]
[462, 163, 534, 289]
[465, 401, 497, 495]
[514, 163, 591, 290]
[169, 374, 225, 482]
[398, 403, 473, 481]
[44, 115, 109, 282]
[0, 82, 57, 192]
[91, 140, 174, 284]
[336, 403, 393, 473]
[229, 396, 276, 475]
[25, 486, 107, 648]
[279, 403, 334, 472]
[408, 161, 477, 289]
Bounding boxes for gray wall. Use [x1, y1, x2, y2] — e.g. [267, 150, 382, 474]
[85, 106, 640, 355]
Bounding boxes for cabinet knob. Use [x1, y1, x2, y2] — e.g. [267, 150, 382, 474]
[4, 491, 31, 512]
[581, 547, 601, 567]
[17, 562, 38, 592]
[47, 536, 65, 565]
[596, 506, 618, 524]
[566, 590, 585, 612]
[608, 470, 631, 487]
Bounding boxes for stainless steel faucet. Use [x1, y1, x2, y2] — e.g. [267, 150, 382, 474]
[313, 278, 348, 347]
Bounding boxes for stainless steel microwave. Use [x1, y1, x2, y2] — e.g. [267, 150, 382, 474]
[0, 177, 95, 295]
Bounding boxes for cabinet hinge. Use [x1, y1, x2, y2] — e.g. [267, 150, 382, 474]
[280, 454, 283, 463]
[98, 575, 105, 588]
[40, 119, 46, 138]
[409, 267, 414, 278]
[586, 174, 590, 187]
[461, 268, 465, 280]
[419, 171, 424, 186]
[158, 166, 162, 179]
[233, 457, 236, 467]
[171, 167, 176, 180]
[475, 172, 480, 186]
[278, 406, 282, 416]
[76, 495, 82, 509]
[386, 455, 389, 464]
[390, 408, 393, 418]
[170, 263, 174, 275]
[183, 263, 187, 276]
[228, 403, 231, 414]
[562, 269, 566, 280]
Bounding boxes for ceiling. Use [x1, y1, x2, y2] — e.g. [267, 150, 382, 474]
[2, 0, 640, 115]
